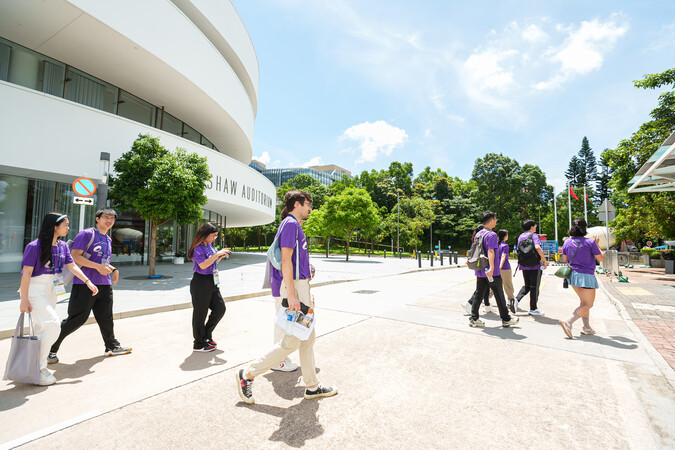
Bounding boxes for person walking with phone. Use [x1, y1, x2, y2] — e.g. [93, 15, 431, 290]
[236, 190, 337, 405]
[48, 209, 131, 363]
[188, 222, 230, 352]
[558, 219, 605, 338]
[19, 213, 98, 385]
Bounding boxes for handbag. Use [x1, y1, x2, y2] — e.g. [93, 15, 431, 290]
[555, 238, 582, 279]
[3, 312, 41, 385]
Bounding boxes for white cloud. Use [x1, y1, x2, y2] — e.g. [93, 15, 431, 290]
[340, 120, 408, 163]
[252, 151, 271, 165]
[301, 156, 324, 168]
[465, 48, 518, 91]
[522, 24, 549, 43]
[534, 16, 628, 90]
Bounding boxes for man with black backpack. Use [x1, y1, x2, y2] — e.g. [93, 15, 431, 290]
[467, 211, 519, 328]
[513, 219, 547, 316]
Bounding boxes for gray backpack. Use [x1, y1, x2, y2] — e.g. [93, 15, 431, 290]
[467, 230, 489, 271]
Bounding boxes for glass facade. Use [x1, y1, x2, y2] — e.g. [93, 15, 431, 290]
[251, 166, 348, 187]
[0, 36, 218, 152]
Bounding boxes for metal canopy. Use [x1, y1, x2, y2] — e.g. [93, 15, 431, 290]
[628, 130, 675, 193]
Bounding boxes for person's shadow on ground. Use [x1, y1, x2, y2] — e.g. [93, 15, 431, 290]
[54, 355, 106, 380]
[237, 399, 323, 448]
[481, 326, 527, 340]
[576, 334, 638, 349]
[179, 350, 227, 371]
[263, 367, 322, 401]
[0, 383, 48, 411]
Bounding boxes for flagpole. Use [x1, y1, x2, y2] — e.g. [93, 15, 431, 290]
[583, 185, 588, 223]
[568, 181, 572, 229]
[554, 190, 558, 244]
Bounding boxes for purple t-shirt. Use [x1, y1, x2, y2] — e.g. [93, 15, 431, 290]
[192, 243, 218, 275]
[21, 239, 73, 277]
[270, 216, 310, 297]
[73, 228, 113, 285]
[498, 241, 511, 271]
[563, 237, 601, 275]
[474, 229, 500, 278]
[517, 232, 543, 270]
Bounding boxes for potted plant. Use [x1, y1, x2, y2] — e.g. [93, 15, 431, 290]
[174, 250, 186, 265]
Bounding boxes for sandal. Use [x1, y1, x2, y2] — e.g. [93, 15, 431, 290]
[559, 320, 573, 339]
[580, 327, 596, 335]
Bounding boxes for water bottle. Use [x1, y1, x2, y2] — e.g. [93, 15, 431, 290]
[485, 268, 493, 282]
[284, 308, 296, 336]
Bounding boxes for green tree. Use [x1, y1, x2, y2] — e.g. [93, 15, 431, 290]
[596, 151, 613, 201]
[400, 196, 437, 252]
[321, 188, 380, 261]
[565, 156, 583, 187]
[109, 134, 210, 276]
[278, 174, 328, 209]
[303, 208, 331, 257]
[603, 68, 675, 241]
[577, 137, 597, 187]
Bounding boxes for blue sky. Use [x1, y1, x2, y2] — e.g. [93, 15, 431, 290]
[233, 0, 675, 193]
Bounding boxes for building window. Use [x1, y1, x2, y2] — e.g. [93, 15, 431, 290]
[0, 41, 9, 81]
[183, 123, 200, 144]
[161, 111, 182, 136]
[117, 90, 156, 126]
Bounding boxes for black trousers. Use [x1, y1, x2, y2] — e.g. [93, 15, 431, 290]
[468, 283, 490, 306]
[50, 284, 119, 353]
[472, 276, 511, 321]
[190, 273, 225, 348]
[515, 269, 542, 311]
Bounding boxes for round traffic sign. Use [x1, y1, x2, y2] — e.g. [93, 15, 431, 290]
[646, 241, 652, 248]
[72, 177, 97, 197]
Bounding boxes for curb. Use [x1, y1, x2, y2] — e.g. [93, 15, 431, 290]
[0, 264, 461, 340]
[598, 280, 675, 390]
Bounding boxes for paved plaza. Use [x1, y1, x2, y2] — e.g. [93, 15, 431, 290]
[1, 254, 674, 449]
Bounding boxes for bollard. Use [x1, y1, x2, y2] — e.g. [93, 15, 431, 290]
[418, 252, 422, 268]
[431, 251, 434, 267]
[440, 252, 443, 266]
[454, 251, 458, 264]
[384, 250, 386, 258]
[399, 249, 402, 259]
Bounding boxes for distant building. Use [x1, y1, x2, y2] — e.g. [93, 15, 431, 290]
[249, 161, 351, 187]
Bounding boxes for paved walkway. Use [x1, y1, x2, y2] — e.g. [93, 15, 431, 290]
[599, 266, 675, 372]
[0, 252, 459, 338]
[1, 263, 674, 448]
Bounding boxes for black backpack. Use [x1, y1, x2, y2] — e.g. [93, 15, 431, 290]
[517, 233, 541, 267]
[467, 230, 489, 271]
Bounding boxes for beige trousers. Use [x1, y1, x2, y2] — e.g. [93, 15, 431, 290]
[248, 279, 318, 387]
[501, 269, 515, 299]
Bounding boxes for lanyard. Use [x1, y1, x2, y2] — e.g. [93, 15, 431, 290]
[94, 228, 110, 261]
[53, 242, 63, 274]
[203, 244, 217, 266]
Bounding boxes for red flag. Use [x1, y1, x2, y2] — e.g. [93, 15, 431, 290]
[585, 192, 588, 202]
[570, 186, 579, 201]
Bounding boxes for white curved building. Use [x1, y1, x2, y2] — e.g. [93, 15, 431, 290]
[0, 0, 276, 272]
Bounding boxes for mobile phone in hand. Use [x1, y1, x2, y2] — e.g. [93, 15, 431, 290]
[281, 298, 309, 314]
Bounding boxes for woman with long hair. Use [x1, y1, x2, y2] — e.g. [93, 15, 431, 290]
[498, 229, 517, 313]
[19, 212, 98, 385]
[187, 222, 230, 352]
[558, 219, 605, 338]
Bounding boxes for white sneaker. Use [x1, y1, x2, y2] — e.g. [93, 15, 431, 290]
[514, 299, 520, 311]
[271, 358, 298, 372]
[529, 309, 545, 316]
[461, 301, 472, 315]
[38, 368, 56, 386]
[484, 306, 495, 314]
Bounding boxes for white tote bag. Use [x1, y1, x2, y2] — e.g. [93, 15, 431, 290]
[3, 312, 41, 385]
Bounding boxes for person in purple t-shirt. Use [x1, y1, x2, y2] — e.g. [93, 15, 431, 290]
[19, 213, 98, 386]
[497, 230, 515, 305]
[49, 209, 132, 363]
[558, 219, 605, 338]
[514, 220, 548, 316]
[469, 211, 518, 328]
[237, 190, 337, 405]
[187, 222, 231, 352]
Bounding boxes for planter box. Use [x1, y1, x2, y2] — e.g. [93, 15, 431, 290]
[666, 260, 674, 275]
[650, 258, 664, 268]
[173, 257, 185, 265]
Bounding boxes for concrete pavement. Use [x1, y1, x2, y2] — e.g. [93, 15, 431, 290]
[1, 261, 674, 448]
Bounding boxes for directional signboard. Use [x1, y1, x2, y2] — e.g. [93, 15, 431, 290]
[598, 198, 615, 212]
[598, 211, 616, 221]
[72, 177, 97, 197]
[73, 196, 94, 205]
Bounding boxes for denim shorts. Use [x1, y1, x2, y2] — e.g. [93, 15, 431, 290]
[570, 271, 598, 289]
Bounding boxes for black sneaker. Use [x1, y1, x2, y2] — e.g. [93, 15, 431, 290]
[104, 346, 132, 356]
[208, 339, 217, 347]
[236, 369, 255, 404]
[193, 343, 216, 352]
[47, 352, 59, 364]
[508, 298, 516, 314]
[304, 384, 338, 399]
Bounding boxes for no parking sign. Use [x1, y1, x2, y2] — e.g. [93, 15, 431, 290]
[72, 177, 97, 197]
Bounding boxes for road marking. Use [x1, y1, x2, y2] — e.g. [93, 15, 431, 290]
[1, 410, 101, 449]
[632, 303, 675, 313]
[616, 287, 653, 296]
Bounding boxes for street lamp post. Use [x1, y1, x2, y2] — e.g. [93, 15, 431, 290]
[97, 152, 111, 210]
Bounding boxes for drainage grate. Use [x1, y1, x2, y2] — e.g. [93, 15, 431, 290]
[353, 290, 379, 294]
